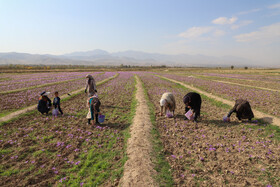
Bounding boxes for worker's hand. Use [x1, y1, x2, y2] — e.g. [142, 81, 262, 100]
[85, 89, 87, 93]
[160, 112, 163, 116]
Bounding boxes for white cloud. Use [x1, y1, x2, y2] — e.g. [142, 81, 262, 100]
[231, 20, 253, 30]
[268, 3, 280, 9]
[267, 3, 280, 17]
[212, 16, 237, 25]
[213, 29, 225, 37]
[237, 8, 261, 15]
[178, 26, 213, 38]
[234, 22, 280, 42]
[178, 26, 225, 41]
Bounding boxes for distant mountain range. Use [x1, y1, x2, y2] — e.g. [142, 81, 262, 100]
[0, 49, 262, 67]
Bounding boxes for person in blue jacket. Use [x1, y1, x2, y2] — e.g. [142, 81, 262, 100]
[53, 91, 63, 115]
[38, 91, 52, 115]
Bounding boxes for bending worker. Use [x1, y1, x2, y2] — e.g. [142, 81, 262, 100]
[160, 92, 176, 117]
[225, 99, 254, 121]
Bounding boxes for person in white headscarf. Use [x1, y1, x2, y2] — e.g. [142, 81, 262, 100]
[160, 92, 176, 117]
[85, 74, 97, 97]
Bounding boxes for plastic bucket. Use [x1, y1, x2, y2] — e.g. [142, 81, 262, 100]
[166, 110, 173, 118]
[185, 110, 194, 120]
[223, 116, 230, 122]
[98, 115, 105, 123]
[52, 109, 59, 116]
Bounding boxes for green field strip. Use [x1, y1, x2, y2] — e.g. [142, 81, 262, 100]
[0, 73, 119, 124]
[60, 74, 136, 186]
[0, 72, 104, 95]
[156, 75, 280, 127]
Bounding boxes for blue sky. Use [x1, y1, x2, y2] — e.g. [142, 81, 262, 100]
[0, 0, 280, 64]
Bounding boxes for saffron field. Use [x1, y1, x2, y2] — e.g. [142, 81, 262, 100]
[0, 72, 116, 116]
[0, 70, 279, 186]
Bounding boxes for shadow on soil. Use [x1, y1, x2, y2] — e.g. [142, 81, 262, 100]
[202, 119, 241, 127]
[103, 105, 129, 110]
[99, 122, 131, 130]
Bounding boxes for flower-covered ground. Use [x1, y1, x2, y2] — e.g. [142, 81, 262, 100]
[0, 72, 115, 116]
[158, 72, 280, 117]
[140, 73, 279, 186]
[0, 72, 136, 186]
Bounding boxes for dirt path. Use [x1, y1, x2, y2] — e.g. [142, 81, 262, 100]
[157, 75, 280, 127]
[120, 76, 157, 187]
[0, 74, 118, 123]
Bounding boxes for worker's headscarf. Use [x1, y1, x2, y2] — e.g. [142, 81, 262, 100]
[86, 74, 93, 79]
[160, 99, 167, 106]
[183, 95, 191, 104]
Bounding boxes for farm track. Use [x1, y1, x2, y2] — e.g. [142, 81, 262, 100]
[120, 76, 157, 187]
[0, 73, 118, 124]
[157, 75, 280, 127]
[194, 75, 280, 93]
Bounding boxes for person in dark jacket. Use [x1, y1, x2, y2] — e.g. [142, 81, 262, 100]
[183, 92, 202, 122]
[53, 91, 63, 115]
[38, 91, 52, 115]
[226, 99, 254, 121]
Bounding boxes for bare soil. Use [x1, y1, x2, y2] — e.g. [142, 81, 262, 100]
[120, 76, 157, 187]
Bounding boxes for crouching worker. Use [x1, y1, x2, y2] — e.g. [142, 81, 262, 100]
[160, 92, 176, 117]
[86, 94, 101, 125]
[183, 92, 202, 122]
[38, 91, 52, 115]
[225, 99, 254, 122]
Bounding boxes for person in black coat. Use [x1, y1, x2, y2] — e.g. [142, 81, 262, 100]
[226, 99, 254, 121]
[53, 91, 63, 115]
[38, 91, 52, 115]
[183, 92, 202, 122]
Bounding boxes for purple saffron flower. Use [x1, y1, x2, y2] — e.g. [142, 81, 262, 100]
[171, 155, 176, 159]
